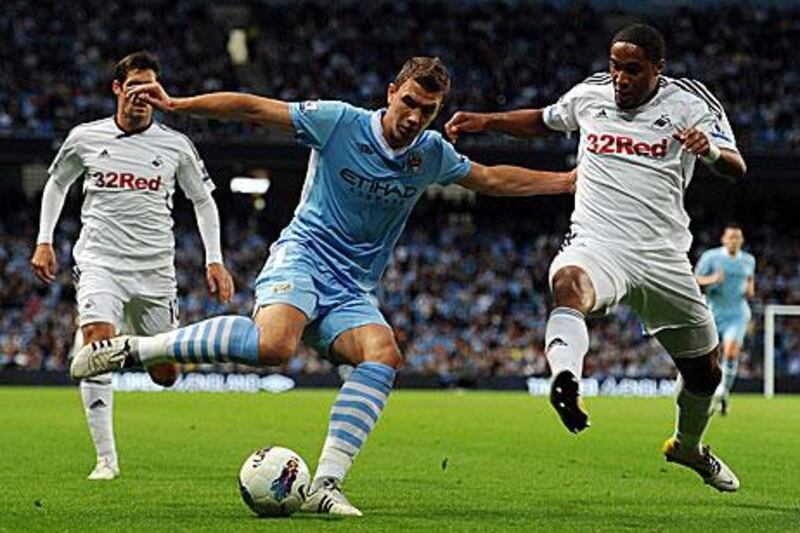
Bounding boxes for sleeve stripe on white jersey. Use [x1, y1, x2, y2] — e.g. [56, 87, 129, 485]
[682, 79, 724, 111]
[671, 79, 724, 118]
[582, 72, 612, 85]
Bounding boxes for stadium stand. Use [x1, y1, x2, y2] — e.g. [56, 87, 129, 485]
[3, 195, 799, 381]
[1, 1, 798, 153]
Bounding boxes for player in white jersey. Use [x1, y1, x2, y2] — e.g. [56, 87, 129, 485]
[30, 52, 234, 480]
[446, 24, 747, 491]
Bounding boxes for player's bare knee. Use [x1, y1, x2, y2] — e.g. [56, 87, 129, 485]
[552, 267, 595, 314]
[366, 344, 404, 370]
[258, 333, 299, 365]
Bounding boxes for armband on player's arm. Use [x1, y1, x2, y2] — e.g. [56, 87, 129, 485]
[699, 143, 721, 165]
[36, 178, 70, 244]
[673, 128, 747, 181]
[705, 146, 747, 182]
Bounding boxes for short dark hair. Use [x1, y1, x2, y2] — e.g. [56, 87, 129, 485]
[724, 222, 743, 232]
[394, 57, 451, 97]
[611, 24, 666, 64]
[112, 51, 160, 84]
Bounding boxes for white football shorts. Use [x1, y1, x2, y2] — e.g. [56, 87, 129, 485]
[549, 237, 718, 359]
[73, 264, 178, 336]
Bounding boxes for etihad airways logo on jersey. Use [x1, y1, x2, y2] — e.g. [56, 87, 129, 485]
[586, 133, 669, 158]
[91, 171, 163, 191]
[339, 168, 418, 204]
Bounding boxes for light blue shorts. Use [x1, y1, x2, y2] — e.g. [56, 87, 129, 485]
[715, 313, 750, 345]
[254, 242, 389, 356]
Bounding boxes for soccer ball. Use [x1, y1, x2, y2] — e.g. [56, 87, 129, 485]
[238, 446, 310, 517]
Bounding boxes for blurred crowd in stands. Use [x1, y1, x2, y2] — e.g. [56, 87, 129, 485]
[1, 1, 799, 154]
[3, 200, 800, 382]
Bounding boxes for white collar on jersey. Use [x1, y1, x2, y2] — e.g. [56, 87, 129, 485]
[724, 248, 743, 260]
[370, 109, 422, 158]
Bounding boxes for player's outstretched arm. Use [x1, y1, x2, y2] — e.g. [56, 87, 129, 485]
[445, 109, 552, 143]
[673, 129, 747, 181]
[459, 162, 576, 196]
[127, 83, 292, 130]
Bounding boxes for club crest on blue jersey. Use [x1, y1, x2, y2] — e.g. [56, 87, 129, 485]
[405, 151, 423, 174]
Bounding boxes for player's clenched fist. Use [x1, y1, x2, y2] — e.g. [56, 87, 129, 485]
[30, 243, 57, 283]
[566, 168, 578, 194]
[126, 82, 174, 113]
[444, 111, 489, 142]
[672, 128, 711, 157]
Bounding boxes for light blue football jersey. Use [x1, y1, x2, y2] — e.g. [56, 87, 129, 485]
[276, 100, 472, 292]
[695, 246, 755, 317]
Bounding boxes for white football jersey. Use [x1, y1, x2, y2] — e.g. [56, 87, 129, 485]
[543, 73, 739, 253]
[48, 117, 214, 272]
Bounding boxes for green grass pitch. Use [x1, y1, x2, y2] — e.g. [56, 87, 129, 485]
[1, 388, 798, 531]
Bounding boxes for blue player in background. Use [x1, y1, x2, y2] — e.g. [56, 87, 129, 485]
[695, 223, 756, 415]
[70, 57, 575, 516]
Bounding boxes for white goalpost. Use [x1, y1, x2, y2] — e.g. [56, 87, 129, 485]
[763, 304, 800, 398]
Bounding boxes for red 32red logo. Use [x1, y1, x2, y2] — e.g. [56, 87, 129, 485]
[91, 171, 162, 191]
[586, 134, 669, 158]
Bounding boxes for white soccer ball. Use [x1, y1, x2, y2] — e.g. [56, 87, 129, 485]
[238, 446, 310, 517]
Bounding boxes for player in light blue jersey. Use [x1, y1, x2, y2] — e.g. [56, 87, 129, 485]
[71, 57, 575, 516]
[695, 223, 755, 415]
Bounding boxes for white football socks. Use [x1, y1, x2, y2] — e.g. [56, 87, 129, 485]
[545, 307, 589, 378]
[80, 375, 118, 467]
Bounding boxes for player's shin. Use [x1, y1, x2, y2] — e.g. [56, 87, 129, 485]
[137, 316, 261, 366]
[545, 307, 589, 377]
[720, 357, 738, 396]
[80, 375, 118, 468]
[313, 361, 396, 484]
[674, 376, 714, 454]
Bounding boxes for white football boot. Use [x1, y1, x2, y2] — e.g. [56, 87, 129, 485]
[663, 437, 740, 492]
[87, 457, 120, 481]
[71, 337, 136, 379]
[301, 477, 363, 517]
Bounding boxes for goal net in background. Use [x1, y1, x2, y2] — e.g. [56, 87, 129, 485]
[762, 305, 800, 398]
